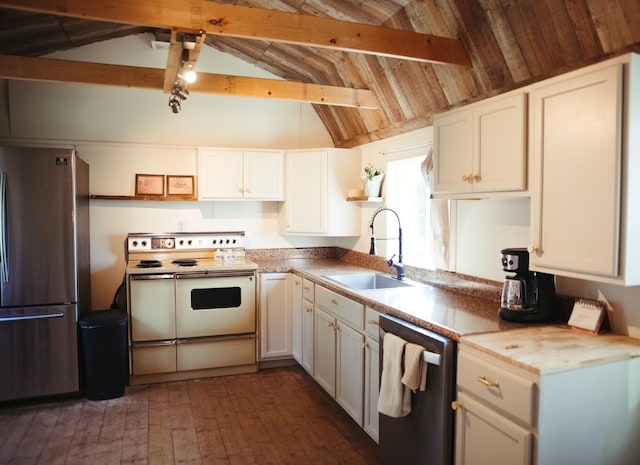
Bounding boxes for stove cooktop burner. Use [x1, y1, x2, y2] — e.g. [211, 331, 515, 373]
[137, 260, 162, 268]
[172, 259, 197, 267]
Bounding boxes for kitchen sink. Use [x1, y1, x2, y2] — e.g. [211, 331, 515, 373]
[324, 272, 416, 290]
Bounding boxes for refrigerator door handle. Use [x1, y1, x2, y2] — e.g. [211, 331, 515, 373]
[0, 312, 65, 323]
[0, 172, 7, 283]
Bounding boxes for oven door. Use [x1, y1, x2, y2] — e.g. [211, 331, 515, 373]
[175, 271, 256, 338]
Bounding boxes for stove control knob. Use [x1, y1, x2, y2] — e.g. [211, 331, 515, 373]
[164, 239, 174, 249]
[141, 240, 147, 247]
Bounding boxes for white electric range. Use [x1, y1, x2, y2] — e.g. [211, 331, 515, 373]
[125, 231, 258, 385]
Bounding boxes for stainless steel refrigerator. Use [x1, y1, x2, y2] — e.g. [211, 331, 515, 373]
[0, 145, 90, 402]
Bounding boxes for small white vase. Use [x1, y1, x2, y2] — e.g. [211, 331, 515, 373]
[361, 174, 384, 197]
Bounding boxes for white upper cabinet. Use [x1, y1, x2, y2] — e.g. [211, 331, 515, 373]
[433, 92, 527, 198]
[198, 148, 284, 200]
[281, 148, 361, 236]
[529, 53, 640, 285]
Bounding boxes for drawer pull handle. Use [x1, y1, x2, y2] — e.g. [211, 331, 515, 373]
[367, 319, 380, 325]
[330, 299, 339, 306]
[477, 376, 500, 388]
[451, 400, 463, 411]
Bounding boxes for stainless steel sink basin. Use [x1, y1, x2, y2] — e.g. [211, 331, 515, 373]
[325, 272, 416, 290]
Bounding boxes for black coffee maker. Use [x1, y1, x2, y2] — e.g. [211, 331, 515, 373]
[499, 248, 557, 323]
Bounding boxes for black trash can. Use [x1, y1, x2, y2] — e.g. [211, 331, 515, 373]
[78, 309, 128, 400]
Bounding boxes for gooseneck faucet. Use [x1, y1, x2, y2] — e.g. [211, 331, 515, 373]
[369, 206, 405, 280]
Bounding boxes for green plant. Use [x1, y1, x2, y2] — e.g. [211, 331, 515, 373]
[364, 163, 383, 181]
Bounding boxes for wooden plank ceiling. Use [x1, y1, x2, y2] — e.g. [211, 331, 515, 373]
[1, 0, 639, 148]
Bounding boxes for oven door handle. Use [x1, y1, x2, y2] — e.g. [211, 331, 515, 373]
[175, 271, 255, 279]
[130, 274, 174, 280]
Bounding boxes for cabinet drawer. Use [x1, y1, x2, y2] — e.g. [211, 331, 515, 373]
[131, 342, 176, 375]
[302, 278, 315, 302]
[457, 350, 536, 426]
[315, 285, 364, 331]
[177, 336, 256, 371]
[365, 307, 380, 341]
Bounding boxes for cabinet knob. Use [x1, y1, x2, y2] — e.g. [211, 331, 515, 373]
[451, 400, 463, 411]
[367, 319, 380, 326]
[528, 245, 542, 255]
[476, 375, 500, 388]
[462, 174, 470, 182]
[330, 299, 339, 306]
[246, 187, 252, 193]
[472, 173, 481, 182]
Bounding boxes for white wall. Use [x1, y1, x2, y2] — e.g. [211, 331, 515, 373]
[5, 33, 332, 149]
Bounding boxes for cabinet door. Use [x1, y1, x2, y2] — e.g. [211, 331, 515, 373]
[198, 149, 244, 199]
[259, 273, 292, 360]
[530, 64, 622, 277]
[314, 307, 336, 396]
[243, 150, 284, 200]
[433, 109, 473, 193]
[336, 321, 365, 425]
[291, 275, 303, 364]
[363, 336, 380, 443]
[455, 393, 533, 465]
[284, 150, 328, 233]
[301, 300, 315, 375]
[474, 93, 527, 192]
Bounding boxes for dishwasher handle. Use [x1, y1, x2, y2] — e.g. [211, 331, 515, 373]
[379, 327, 442, 366]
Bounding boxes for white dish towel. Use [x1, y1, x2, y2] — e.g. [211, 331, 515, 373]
[378, 332, 411, 417]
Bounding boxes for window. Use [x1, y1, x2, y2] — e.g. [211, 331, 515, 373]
[386, 155, 435, 269]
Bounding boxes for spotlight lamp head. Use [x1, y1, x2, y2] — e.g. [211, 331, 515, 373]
[168, 96, 181, 114]
[171, 81, 190, 100]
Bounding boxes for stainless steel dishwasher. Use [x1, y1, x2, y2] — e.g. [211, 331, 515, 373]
[379, 313, 456, 465]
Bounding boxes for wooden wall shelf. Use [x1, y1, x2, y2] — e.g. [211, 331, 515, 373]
[346, 196, 384, 203]
[90, 194, 198, 201]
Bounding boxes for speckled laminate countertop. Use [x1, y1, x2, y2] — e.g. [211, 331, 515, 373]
[250, 249, 640, 374]
[251, 255, 524, 340]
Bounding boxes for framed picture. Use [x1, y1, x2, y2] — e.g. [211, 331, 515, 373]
[135, 174, 165, 196]
[166, 175, 195, 197]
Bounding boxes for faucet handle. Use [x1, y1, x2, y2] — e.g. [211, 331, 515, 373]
[387, 253, 396, 266]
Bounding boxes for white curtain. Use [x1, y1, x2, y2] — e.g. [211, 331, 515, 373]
[421, 149, 451, 270]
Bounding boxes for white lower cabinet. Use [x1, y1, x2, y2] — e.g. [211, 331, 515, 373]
[363, 307, 380, 442]
[455, 342, 640, 465]
[259, 273, 292, 360]
[292, 278, 380, 440]
[314, 306, 337, 394]
[335, 320, 365, 424]
[291, 275, 315, 375]
[454, 346, 536, 465]
[455, 392, 532, 465]
[291, 274, 303, 363]
[313, 284, 366, 427]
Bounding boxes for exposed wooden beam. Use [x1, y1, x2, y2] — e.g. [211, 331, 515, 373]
[164, 30, 206, 93]
[0, 0, 471, 66]
[192, 73, 378, 109]
[0, 54, 378, 109]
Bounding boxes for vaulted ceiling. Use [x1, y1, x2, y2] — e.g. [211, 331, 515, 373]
[1, 0, 639, 148]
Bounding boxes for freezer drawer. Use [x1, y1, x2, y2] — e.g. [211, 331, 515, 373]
[0, 305, 79, 401]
